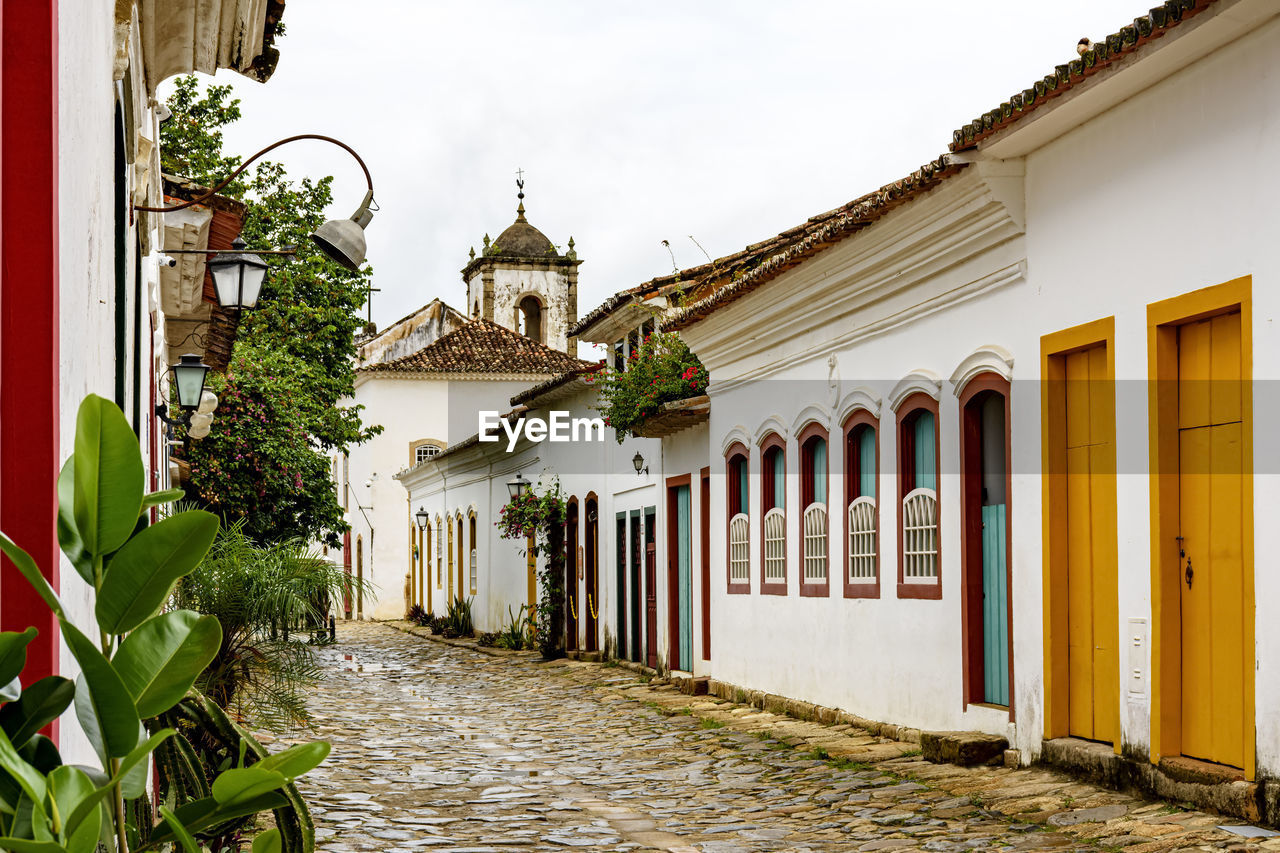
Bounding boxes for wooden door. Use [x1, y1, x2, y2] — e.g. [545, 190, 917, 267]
[585, 500, 599, 652]
[629, 513, 642, 662]
[616, 513, 627, 659]
[1177, 312, 1245, 768]
[667, 483, 692, 672]
[565, 503, 579, 652]
[700, 469, 711, 662]
[1064, 344, 1118, 742]
[645, 511, 658, 669]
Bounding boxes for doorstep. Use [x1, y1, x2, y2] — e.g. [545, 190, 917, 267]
[1042, 736, 1279, 826]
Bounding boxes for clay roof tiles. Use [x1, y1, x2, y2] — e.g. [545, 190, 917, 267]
[359, 318, 591, 376]
[950, 0, 1212, 152]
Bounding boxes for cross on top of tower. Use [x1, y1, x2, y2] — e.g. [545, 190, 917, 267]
[515, 168, 527, 221]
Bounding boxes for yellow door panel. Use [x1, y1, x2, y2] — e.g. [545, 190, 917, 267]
[1209, 421, 1244, 767]
[1210, 313, 1241, 426]
[1090, 441, 1118, 745]
[1066, 444, 1094, 739]
[1178, 320, 1212, 430]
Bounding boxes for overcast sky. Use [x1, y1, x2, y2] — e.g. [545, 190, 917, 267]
[195, 1, 1132, 346]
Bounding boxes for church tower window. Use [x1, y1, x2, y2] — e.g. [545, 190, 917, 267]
[518, 295, 543, 343]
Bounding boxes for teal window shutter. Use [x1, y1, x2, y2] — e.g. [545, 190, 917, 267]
[813, 439, 827, 504]
[772, 449, 785, 508]
[738, 458, 749, 515]
[913, 411, 936, 491]
[858, 428, 876, 499]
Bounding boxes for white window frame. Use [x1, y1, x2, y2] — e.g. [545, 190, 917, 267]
[847, 496, 878, 581]
[763, 507, 786, 583]
[901, 487, 939, 582]
[802, 502, 827, 582]
[415, 444, 441, 465]
[729, 512, 750, 583]
[469, 547, 477, 594]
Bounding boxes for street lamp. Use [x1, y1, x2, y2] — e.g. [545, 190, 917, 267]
[208, 237, 268, 310]
[632, 451, 648, 476]
[415, 506, 430, 530]
[136, 133, 377, 270]
[507, 472, 531, 500]
[156, 354, 211, 428]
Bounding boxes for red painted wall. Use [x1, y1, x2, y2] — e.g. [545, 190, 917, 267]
[0, 0, 61, 701]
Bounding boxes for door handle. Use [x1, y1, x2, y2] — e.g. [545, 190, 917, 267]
[1185, 557, 1194, 589]
[1176, 536, 1193, 588]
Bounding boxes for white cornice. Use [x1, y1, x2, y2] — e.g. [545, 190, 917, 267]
[836, 386, 883, 424]
[354, 371, 553, 389]
[682, 168, 1026, 385]
[889, 370, 942, 412]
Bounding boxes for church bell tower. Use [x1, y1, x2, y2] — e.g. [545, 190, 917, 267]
[461, 177, 581, 355]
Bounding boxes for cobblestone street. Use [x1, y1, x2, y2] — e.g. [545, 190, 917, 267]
[284, 623, 1271, 853]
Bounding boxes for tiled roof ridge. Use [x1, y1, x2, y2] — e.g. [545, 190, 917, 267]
[509, 363, 605, 407]
[950, 0, 1212, 152]
[666, 154, 963, 331]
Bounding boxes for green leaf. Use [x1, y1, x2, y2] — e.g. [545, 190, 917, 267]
[140, 488, 185, 515]
[95, 511, 219, 634]
[0, 629, 37, 688]
[254, 741, 329, 781]
[0, 727, 47, 825]
[18, 736, 62, 776]
[55, 460, 92, 587]
[113, 611, 221, 719]
[63, 729, 172, 838]
[210, 766, 287, 808]
[0, 533, 62, 618]
[158, 805, 201, 853]
[148, 791, 288, 844]
[60, 621, 138, 758]
[72, 395, 144, 558]
[0, 677, 74, 749]
[251, 827, 282, 853]
[47, 765, 97, 853]
[0, 838, 66, 852]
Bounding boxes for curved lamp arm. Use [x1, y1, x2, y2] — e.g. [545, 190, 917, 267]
[135, 133, 372, 213]
[138, 133, 377, 271]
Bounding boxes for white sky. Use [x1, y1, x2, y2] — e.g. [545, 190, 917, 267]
[198, 1, 1134, 341]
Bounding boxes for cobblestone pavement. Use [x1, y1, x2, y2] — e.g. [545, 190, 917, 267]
[280, 622, 1275, 853]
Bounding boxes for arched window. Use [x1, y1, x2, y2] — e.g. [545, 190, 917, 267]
[759, 433, 787, 595]
[411, 439, 445, 466]
[725, 442, 750, 594]
[843, 409, 880, 598]
[518, 295, 543, 343]
[897, 393, 941, 599]
[435, 517, 443, 589]
[798, 423, 829, 596]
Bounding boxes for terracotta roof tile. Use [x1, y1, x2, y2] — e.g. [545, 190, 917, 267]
[359, 318, 591, 376]
[950, 0, 1212, 152]
[666, 155, 964, 331]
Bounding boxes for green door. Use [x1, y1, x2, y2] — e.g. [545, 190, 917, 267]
[677, 485, 692, 672]
[982, 503, 1009, 705]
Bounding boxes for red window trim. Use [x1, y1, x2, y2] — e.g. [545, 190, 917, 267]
[797, 421, 829, 598]
[958, 372, 1014, 716]
[724, 441, 751, 594]
[842, 409, 881, 599]
[759, 432, 787, 596]
[896, 392, 942, 600]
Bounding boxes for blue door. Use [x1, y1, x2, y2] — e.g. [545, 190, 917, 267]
[982, 503, 1009, 705]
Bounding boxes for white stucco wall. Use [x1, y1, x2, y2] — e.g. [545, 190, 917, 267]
[681, 16, 1280, 772]
[56, 2, 168, 766]
[467, 266, 574, 354]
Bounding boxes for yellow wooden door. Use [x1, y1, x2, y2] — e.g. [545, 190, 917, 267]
[1064, 344, 1118, 743]
[447, 525, 454, 602]
[1177, 312, 1245, 768]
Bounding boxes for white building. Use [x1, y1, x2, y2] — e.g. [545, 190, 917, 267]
[664, 0, 1280, 809]
[340, 191, 587, 619]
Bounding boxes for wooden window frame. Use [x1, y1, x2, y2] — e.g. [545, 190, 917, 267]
[798, 422, 830, 597]
[843, 409, 881, 598]
[959, 373, 1014, 712]
[759, 432, 787, 596]
[896, 392, 942, 600]
[725, 441, 751, 594]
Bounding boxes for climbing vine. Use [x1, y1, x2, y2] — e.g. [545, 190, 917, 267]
[497, 479, 567, 659]
[587, 330, 709, 441]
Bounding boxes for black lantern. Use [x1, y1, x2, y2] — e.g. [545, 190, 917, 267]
[507, 471, 531, 500]
[415, 506, 429, 530]
[171, 354, 211, 411]
[632, 451, 648, 475]
[208, 237, 268, 310]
